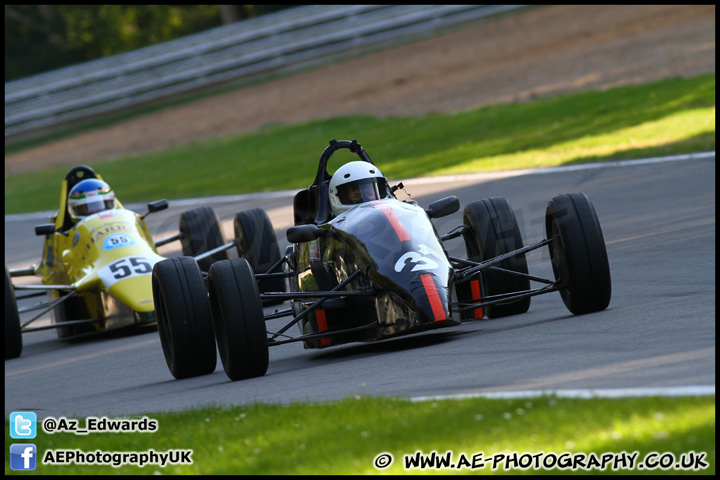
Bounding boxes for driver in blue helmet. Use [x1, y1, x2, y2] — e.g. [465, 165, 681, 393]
[67, 178, 117, 222]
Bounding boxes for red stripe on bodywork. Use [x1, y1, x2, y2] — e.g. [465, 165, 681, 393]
[470, 279, 483, 319]
[421, 274, 447, 322]
[370, 201, 411, 242]
[316, 309, 331, 346]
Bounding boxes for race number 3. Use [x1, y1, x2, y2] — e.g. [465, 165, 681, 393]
[394, 244, 445, 273]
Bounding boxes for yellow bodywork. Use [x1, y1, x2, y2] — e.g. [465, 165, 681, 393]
[35, 176, 164, 332]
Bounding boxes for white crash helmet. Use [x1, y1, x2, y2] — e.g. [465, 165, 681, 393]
[68, 178, 117, 221]
[329, 161, 389, 216]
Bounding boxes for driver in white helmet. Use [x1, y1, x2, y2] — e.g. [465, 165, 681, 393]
[329, 161, 389, 216]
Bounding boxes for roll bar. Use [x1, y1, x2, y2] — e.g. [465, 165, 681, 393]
[312, 139, 374, 223]
[312, 139, 374, 186]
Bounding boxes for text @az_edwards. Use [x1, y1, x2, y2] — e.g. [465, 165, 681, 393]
[42, 416, 157, 435]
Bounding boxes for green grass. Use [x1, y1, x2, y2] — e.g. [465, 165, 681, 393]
[4, 74, 715, 215]
[4, 395, 715, 475]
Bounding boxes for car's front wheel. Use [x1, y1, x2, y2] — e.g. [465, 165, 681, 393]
[545, 192, 611, 314]
[207, 258, 268, 381]
[152, 257, 217, 378]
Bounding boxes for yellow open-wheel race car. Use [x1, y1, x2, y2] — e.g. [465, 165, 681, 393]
[5, 165, 235, 359]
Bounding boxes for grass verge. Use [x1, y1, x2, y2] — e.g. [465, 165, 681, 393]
[4, 394, 715, 475]
[4, 74, 715, 215]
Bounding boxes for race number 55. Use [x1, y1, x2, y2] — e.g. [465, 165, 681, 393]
[99, 256, 158, 289]
[109, 257, 153, 279]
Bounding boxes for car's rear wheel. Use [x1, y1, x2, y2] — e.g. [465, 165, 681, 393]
[462, 197, 530, 318]
[5, 266, 22, 359]
[545, 192, 611, 314]
[207, 258, 268, 381]
[179, 206, 228, 272]
[152, 257, 217, 379]
[234, 208, 286, 303]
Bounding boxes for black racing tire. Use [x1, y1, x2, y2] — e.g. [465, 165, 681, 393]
[53, 293, 93, 339]
[234, 208, 286, 302]
[462, 197, 531, 318]
[546, 192, 611, 315]
[5, 266, 22, 359]
[52, 295, 73, 339]
[152, 257, 217, 379]
[179, 206, 228, 272]
[207, 258, 268, 381]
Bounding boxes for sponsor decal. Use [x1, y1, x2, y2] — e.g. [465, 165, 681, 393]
[92, 222, 134, 242]
[103, 233, 136, 250]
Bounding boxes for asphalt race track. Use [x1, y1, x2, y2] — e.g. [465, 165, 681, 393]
[4, 154, 715, 418]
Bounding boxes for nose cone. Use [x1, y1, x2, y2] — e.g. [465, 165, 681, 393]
[107, 275, 155, 312]
[332, 198, 456, 325]
[411, 272, 452, 323]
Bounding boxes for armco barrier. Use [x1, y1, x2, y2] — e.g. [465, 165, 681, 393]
[5, 5, 525, 138]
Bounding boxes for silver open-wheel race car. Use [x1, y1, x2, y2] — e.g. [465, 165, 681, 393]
[151, 139, 611, 381]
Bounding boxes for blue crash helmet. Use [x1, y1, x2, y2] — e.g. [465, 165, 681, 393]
[67, 178, 117, 221]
